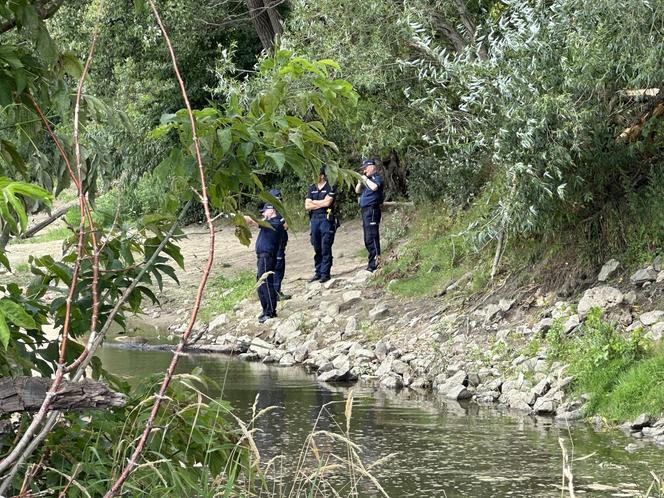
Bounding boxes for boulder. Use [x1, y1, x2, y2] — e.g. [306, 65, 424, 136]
[444, 385, 472, 400]
[532, 397, 557, 414]
[562, 314, 580, 334]
[630, 268, 658, 286]
[279, 353, 296, 366]
[630, 413, 653, 431]
[344, 317, 357, 336]
[597, 259, 620, 282]
[410, 377, 431, 389]
[294, 340, 318, 363]
[650, 322, 664, 341]
[342, 290, 362, 305]
[484, 304, 502, 321]
[208, 314, 229, 334]
[275, 317, 302, 344]
[640, 310, 664, 326]
[577, 286, 623, 319]
[368, 303, 389, 321]
[499, 299, 515, 312]
[534, 318, 553, 335]
[375, 356, 394, 378]
[380, 373, 403, 389]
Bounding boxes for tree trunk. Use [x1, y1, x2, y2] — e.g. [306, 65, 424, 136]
[0, 377, 126, 413]
[245, 0, 277, 50]
[266, 0, 283, 39]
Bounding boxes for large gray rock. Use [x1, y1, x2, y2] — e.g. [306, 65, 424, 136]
[208, 313, 229, 334]
[597, 259, 620, 282]
[375, 356, 394, 377]
[279, 353, 296, 366]
[369, 303, 389, 321]
[533, 398, 557, 414]
[577, 286, 624, 319]
[380, 373, 403, 389]
[275, 317, 302, 344]
[640, 310, 664, 326]
[444, 385, 472, 400]
[630, 413, 653, 430]
[650, 322, 664, 341]
[344, 316, 357, 336]
[294, 340, 318, 363]
[249, 337, 274, 357]
[563, 314, 580, 334]
[630, 268, 658, 285]
[342, 290, 362, 304]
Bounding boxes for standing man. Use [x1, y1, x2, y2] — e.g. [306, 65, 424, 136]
[305, 166, 336, 283]
[244, 203, 285, 323]
[269, 188, 291, 300]
[355, 158, 385, 272]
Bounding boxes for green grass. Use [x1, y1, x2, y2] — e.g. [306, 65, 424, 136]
[199, 271, 255, 322]
[11, 226, 72, 245]
[546, 309, 664, 422]
[378, 201, 492, 297]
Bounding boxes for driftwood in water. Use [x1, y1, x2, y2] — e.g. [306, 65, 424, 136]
[0, 377, 126, 413]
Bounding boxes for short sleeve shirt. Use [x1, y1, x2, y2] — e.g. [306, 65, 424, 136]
[306, 182, 335, 216]
[359, 173, 384, 208]
[255, 217, 285, 254]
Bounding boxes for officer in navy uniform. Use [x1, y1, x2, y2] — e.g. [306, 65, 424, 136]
[269, 188, 290, 300]
[305, 166, 336, 283]
[244, 203, 285, 323]
[355, 158, 385, 272]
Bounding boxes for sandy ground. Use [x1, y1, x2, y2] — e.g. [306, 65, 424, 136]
[4, 216, 369, 327]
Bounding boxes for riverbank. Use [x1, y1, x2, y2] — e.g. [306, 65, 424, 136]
[177, 243, 664, 449]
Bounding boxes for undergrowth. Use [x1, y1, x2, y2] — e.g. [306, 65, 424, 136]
[545, 309, 664, 422]
[199, 270, 255, 322]
[378, 201, 492, 297]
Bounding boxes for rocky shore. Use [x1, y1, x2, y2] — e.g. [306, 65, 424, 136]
[182, 258, 664, 448]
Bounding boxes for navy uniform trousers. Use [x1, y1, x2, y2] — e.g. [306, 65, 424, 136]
[256, 252, 277, 316]
[362, 206, 381, 271]
[273, 231, 288, 294]
[310, 214, 335, 278]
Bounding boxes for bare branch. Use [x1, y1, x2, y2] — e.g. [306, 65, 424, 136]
[0, 0, 66, 34]
[102, 0, 216, 492]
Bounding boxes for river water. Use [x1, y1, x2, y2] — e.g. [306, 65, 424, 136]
[97, 345, 663, 497]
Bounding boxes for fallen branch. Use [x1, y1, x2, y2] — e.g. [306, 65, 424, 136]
[19, 203, 75, 240]
[0, 377, 126, 413]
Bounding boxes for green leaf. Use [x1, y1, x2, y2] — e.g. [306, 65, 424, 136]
[0, 313, 9, 349]
[0, 298, 37, 329]
[60, 51, 83, 79]
[266, 151, 285, 171]
[217, 128, 232, 155]
[0, 252, 9, 271]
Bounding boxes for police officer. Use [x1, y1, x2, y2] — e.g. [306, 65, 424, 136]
[269, 188, 291, 300]
[355, 158, 385, 272]
[305, 166, 336, 283]
[244, 203, 285, 323]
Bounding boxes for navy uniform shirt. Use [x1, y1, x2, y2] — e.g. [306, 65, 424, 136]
[276, 212, 289, 247]
[359, 173, 384, 208]
[306, 182, 335, 216]
[255, 217, 285, 254]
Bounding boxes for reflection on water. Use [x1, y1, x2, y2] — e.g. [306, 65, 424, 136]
[96, 346, 663, 498]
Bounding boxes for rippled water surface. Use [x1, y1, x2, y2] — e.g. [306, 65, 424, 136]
[97, 346, 663, 497]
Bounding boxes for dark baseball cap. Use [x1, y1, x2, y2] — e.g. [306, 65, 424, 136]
[269, 188, 282, 199]
[260, 203, 275, 211]
[360, 159, 376, 169]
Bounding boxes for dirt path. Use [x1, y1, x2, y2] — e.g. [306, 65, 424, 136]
[158, 220, 368, 322]
[5, 218, 368, 327]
